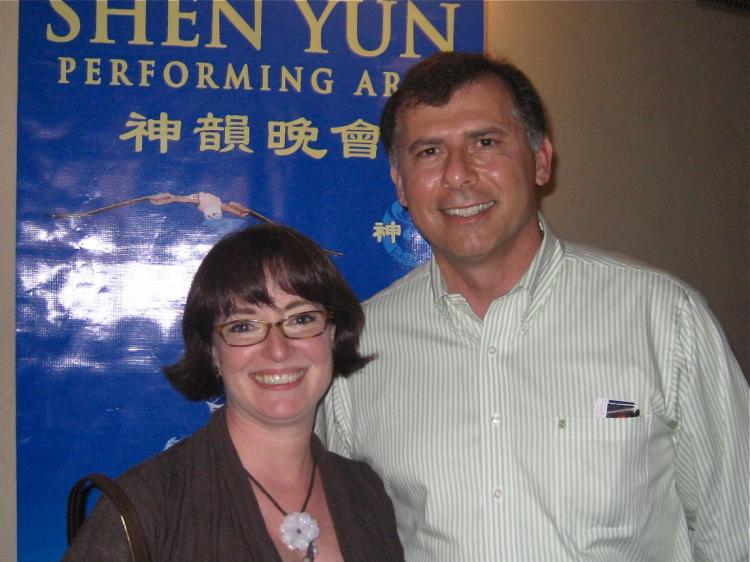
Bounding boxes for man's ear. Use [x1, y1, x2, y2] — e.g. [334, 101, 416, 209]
[391, 166, 408, 207]
[534, 137, 553, 186]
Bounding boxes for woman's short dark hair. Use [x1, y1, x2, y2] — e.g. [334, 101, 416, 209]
[380, 51, 548, 163]
[163, 224, 371, 401]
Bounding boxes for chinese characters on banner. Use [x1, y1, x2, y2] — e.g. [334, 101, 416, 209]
[121, 112, 381, 160]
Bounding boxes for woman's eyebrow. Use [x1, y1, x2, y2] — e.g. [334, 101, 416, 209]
[225, 306, 258, 318]
[227, 299, 315, 317]
[286, 298, 313, 308]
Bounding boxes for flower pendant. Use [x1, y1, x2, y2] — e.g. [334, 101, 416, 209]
[280, 511, 320, 557]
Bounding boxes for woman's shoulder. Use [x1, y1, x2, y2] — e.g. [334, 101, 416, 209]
[321, 448, 378, 478]
[314, 439, 387, 496]
[63, 411, 232, 561]
[115, 410, 222, 496]
[313, 439, 405, 560]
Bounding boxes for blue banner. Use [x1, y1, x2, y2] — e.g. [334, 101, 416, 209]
[16, 0, 483, 559]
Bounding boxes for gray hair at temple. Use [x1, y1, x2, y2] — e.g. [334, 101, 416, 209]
[380, 51, 549, 166]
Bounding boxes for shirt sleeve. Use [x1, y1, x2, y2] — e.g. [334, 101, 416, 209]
[671, 290, 749, 562]
[316, 376, 355, 459]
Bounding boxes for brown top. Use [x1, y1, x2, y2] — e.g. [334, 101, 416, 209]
[63, 408, 403, 561]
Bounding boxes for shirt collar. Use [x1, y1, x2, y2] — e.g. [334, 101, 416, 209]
[429, 213, 564, 322]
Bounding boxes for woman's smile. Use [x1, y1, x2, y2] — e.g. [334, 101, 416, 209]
[251, 368, 306, 388]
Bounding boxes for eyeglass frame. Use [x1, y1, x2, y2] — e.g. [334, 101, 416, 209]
[212, 309, 333, 347]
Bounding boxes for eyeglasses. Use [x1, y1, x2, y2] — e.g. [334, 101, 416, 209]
[213, 310, 332, 347]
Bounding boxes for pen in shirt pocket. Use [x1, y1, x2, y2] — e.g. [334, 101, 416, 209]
[596, 398, 641, 418]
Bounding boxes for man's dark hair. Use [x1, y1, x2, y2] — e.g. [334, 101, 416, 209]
[163, 223, 371, 401]
[380, 51, 548, 163]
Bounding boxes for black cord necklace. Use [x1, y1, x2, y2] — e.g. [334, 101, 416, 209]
[246, 458, 319, 561]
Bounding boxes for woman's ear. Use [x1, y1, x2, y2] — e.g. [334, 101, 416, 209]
[211, 345, 221, 378]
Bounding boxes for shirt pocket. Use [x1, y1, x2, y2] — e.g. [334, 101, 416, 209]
[552, 415, 652, 530]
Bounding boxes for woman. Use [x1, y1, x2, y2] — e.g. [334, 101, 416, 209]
[64, 224, 404, 561]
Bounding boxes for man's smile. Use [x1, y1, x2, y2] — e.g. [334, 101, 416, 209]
[442, 201, 496, 218]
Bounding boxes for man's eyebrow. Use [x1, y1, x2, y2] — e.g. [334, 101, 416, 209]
[465, 127, 507, 140]
[406, 127, 509, 153]
[406, 137, 443, 154]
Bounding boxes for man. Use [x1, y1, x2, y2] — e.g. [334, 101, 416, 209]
[318, 52, 748, 561]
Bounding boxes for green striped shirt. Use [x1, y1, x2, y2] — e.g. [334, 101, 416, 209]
[319, 216, 749, 561]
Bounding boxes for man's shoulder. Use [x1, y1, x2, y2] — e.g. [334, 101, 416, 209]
[561, 240, 696, 295]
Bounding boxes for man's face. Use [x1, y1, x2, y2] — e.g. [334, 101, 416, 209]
[391, 78, 553, 272]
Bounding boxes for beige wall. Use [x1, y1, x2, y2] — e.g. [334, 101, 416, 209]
[486, 1, 749, 374]
[1, 2, 747, 560]
[1, 1, 17, 560]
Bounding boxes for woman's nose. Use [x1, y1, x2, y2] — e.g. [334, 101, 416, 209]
[261, 324, 293, 361]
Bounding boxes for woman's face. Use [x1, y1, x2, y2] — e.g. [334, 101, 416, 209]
[211, 282, 335, 430]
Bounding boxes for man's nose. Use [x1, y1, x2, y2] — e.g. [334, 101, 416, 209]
[442, 149, 477, 190]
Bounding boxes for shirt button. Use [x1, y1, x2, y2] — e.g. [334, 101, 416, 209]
[487, 345, 497, 355]
[490, 414, 501, 427]
[493, 488, 504, 500]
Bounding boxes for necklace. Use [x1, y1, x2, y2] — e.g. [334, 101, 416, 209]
[246, 458, 319, 562]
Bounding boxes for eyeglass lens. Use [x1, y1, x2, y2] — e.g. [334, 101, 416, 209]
[218, 310, 327, 346]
